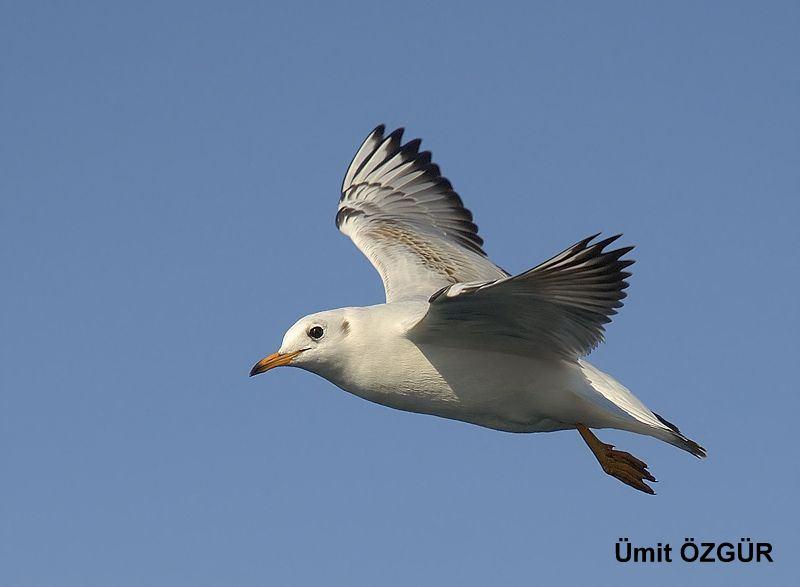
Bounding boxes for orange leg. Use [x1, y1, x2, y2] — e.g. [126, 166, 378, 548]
[577, 424, 656, 495]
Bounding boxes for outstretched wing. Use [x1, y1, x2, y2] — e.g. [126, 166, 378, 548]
[337, 125, 507, 302]
[409, 234, 635, 359]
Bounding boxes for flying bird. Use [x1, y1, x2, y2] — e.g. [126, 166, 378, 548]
[250, 125, 705, 494]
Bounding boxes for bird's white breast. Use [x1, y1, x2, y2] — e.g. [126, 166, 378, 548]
[316, 303, 586, 432]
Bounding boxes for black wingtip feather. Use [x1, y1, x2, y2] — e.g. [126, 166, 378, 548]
[595, 234, 623, 249]
[385, 127, 404, 144]
[401, 138, 422, 156]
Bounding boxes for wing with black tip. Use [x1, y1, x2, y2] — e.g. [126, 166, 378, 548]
[409, 234, 635, 358]
[337, 125, 507, 302]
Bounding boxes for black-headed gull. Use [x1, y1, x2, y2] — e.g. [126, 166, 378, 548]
[250, 125, 706, 494]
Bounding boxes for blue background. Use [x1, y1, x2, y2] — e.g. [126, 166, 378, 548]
[3, 2, 798, 585]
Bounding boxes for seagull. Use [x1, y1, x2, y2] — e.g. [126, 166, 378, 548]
[250, 125, 706, 494]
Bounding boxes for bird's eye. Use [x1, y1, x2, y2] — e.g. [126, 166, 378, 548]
[308, 326, 324, 340]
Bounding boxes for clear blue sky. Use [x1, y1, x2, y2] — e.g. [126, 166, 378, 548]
[3, 2, 798, 585]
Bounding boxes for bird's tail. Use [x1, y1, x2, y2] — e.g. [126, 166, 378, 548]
[578, 360, 707, 458]
[652, 412, 707, 458]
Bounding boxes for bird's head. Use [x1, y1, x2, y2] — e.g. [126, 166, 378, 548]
[249, 309, 353, 378]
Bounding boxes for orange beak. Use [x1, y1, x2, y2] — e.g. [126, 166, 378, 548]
[249, 350, 304, 377]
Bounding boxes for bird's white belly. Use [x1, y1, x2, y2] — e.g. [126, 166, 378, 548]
[327, 339, 593, 433]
